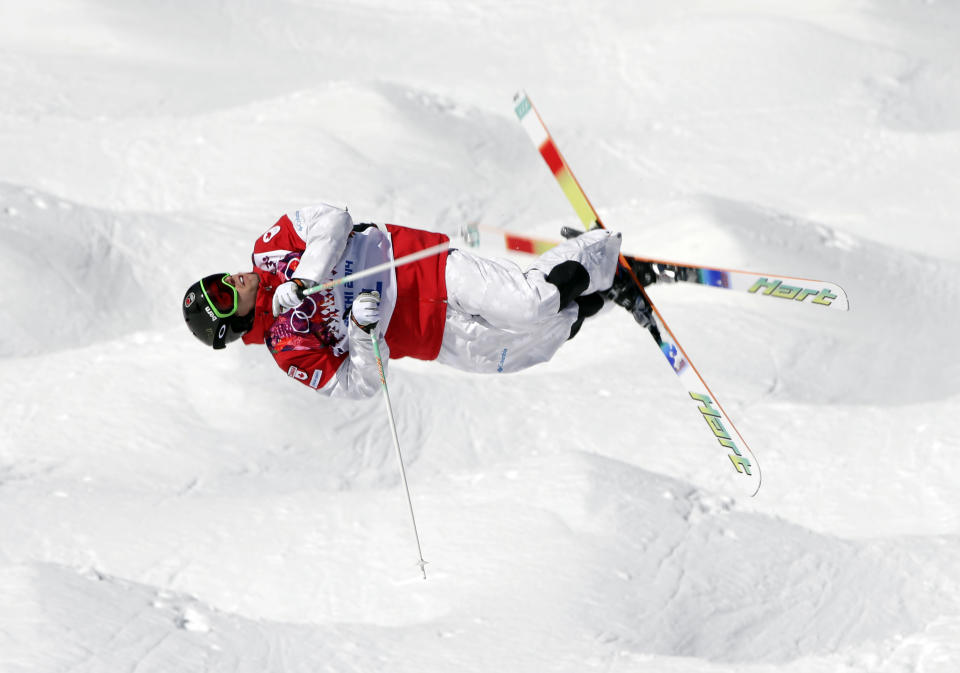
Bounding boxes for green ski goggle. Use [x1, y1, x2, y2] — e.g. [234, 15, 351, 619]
[200, 273, 239, 319]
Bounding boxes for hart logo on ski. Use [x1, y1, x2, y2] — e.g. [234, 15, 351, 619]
[689, 392, 753, 476]
[748, 278, 838, 306]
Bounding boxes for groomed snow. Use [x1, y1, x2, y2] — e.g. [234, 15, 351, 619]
[1, 1, 959, 671]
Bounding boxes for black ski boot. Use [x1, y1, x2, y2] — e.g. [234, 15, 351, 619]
[604, 267, 655, 329]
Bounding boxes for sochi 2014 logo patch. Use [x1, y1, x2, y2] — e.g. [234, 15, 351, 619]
[184, 292, 196, 308]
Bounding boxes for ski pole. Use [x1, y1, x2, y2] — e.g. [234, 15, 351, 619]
[302, 241, 449, 296]
[370, 331, 429, 580]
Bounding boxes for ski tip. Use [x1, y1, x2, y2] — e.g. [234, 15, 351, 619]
[726, 447, 763, 498]
[513, 90, 533, 120]
[834, 284, 851, 311]
[747, 459, 763, 497]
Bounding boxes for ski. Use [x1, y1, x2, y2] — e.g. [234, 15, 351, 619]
[513, 89, 763, 496]
[469, 223, 850, 311]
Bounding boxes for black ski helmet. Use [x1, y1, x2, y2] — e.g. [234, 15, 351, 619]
[182, 273, 252, 350]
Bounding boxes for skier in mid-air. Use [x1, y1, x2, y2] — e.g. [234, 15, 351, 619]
[182, 203, 642, 399]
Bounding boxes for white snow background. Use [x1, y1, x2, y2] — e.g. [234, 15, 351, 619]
[1, 1, 959, 671]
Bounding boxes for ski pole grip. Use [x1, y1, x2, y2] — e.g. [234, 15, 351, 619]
[293, 278, 309, 301]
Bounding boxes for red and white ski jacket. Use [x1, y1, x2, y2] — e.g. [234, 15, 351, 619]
[241, 204, 449, 399]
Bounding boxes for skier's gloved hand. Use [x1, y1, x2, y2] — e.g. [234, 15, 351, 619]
[272, 278, 316, 317]
[350, 291, 381, 333]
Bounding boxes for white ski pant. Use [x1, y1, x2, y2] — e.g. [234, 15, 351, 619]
[436, 229, 621, 373]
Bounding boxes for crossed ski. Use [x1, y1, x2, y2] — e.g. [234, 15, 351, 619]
[509, 90, 850, 497]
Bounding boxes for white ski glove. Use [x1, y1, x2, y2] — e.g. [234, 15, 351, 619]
[272, 278, 316, 317]
[350, 291, 381, 333]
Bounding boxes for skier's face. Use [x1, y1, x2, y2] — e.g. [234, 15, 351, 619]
[225, 272, 259, 317]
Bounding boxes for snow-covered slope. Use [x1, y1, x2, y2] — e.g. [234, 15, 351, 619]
[2, 1, 959, 671]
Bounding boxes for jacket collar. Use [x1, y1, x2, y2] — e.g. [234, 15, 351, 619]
[241, 267, 280, 345]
